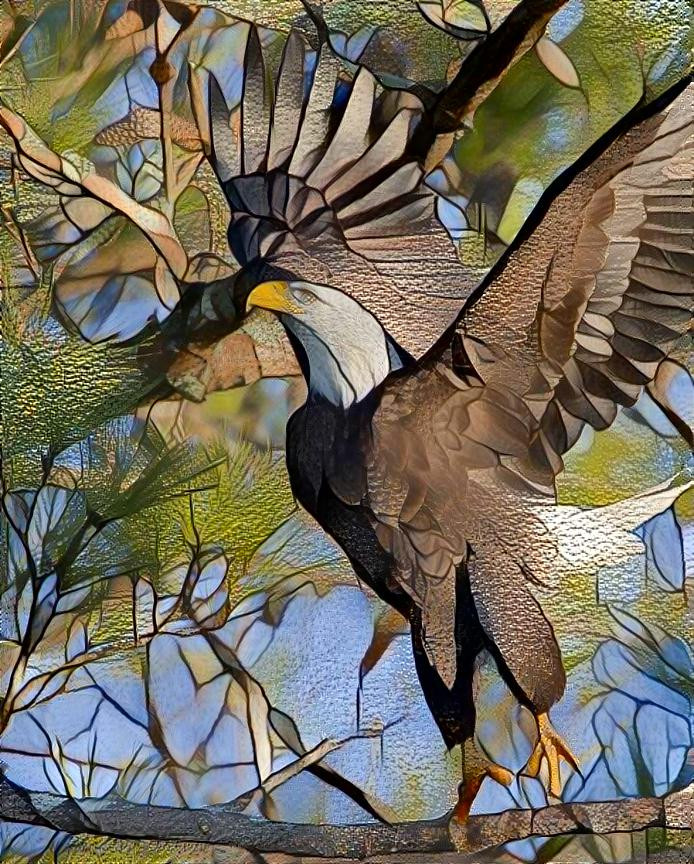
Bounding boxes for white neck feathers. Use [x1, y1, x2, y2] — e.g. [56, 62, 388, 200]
[284, 315, 395, 408]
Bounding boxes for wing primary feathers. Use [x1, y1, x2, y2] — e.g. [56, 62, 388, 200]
[288, 45, 339, 178]
[447, 73, 693, 352]
[456, 75, 692, 481]
[240, 25, 270, 176]
[207, 72, 238, 184]
[215, 25, 502, 353]
[325, 108, 415, 205]
[307, 66, 376, 191]
[267, 30, 307, 171]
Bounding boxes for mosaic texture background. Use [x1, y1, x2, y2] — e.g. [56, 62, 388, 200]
[0, 0, 692, 861]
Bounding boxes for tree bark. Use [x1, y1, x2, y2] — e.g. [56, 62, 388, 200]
[2, 773, 692, 860]
[432, 0, 569, 133]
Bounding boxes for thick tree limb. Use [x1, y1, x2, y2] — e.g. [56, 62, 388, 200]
[161, 325, 300, 402]
[432, 0, 569, 133]
[2, 774, 692, 860]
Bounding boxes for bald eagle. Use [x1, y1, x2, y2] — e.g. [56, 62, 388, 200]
[159, 28, 692, 812]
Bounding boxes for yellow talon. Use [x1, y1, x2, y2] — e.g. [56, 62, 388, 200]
[524, 712, 579, 798]
[453, 743, 514, 823]
[486, 762, 514, 788]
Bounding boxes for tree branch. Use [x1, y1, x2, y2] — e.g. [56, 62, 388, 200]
[432, 0, 569, 133]
[260, 731, 381, 798]
[0, 107, 189, 279]
[2, 773, 692, 860]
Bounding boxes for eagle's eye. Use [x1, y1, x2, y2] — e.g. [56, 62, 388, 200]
[291, 287, 318, 306]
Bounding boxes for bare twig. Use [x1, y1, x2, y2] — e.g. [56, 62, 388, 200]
[1, 775, 692, 860]
[260, 732, 381, 797]
[422, 0, 568, 171]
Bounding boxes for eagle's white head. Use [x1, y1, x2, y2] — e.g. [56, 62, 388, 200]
[246, 280, 402, 408]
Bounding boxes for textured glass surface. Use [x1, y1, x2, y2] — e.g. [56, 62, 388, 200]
[0, 1, 692, 861]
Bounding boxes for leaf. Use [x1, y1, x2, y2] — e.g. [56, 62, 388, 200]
[155, 546, 232, 631]
[416, 0, 490, 40]
[24, 197, 113, 264]
[26, 485, 88, 579]
[637, 506, 686, 593]
[0, 212, 38, 290]
[27, 571, 59, 652]
[535, 35, 581, 89]
[15, 577, 33, 642]
[321, 1, 468, 85]
[184, 252, 235, 283]
[3, 486, 89, 600]
[188, 550, 231, 629]
[184, 439, 295, 577]
[606, 606, 694, 685]
[65, 617, 89, 662]
[63, 519, 153, 592]
[115, 140, 164, 203]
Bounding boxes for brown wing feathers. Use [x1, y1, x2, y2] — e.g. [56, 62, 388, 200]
[461, 81, 693, 482]
[208, 26, 478, 357]
[361, 81, 692, 699]
[208, 37, 691, 706]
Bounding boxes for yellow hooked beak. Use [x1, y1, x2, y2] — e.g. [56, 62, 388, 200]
[245, 281, 303, 316]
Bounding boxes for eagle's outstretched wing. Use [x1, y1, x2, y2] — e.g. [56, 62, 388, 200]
[362, 80, 692, 694]
[207, 26, 478, 358]
[459, 79, 693, 488]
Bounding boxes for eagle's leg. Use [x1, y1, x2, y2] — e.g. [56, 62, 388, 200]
[452, 738, 513, 822]
[524, 711, 579, 797]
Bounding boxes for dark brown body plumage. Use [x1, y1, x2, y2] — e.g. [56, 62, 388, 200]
[286, 368, 566, 747]
[151, 25, 691, 751]
[285, 388, 484, 748]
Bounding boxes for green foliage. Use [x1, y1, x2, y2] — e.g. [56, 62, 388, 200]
[0, 299, 153, 488]
[185, 439, 295, 575]
[61, 435, 295, 596]
[454, 0, 693, 240]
